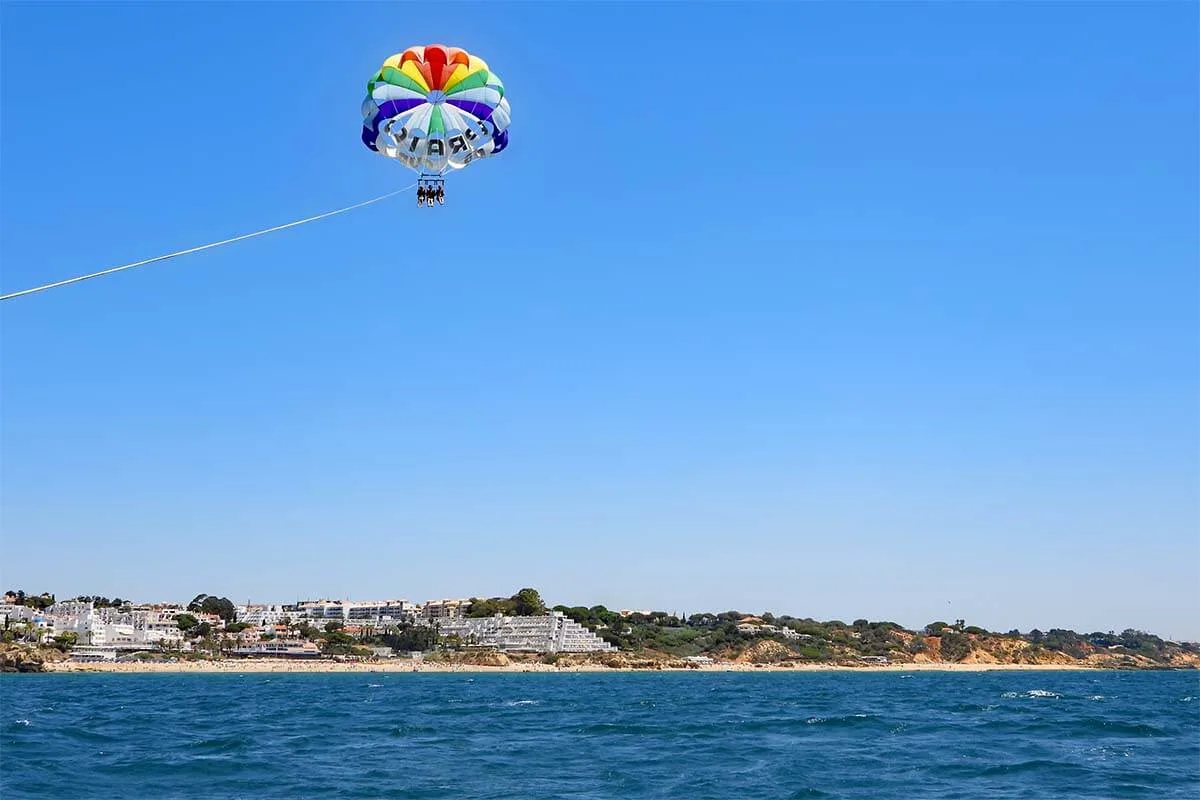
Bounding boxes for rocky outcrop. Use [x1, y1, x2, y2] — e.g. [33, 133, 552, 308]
[0, 644, 66, 673]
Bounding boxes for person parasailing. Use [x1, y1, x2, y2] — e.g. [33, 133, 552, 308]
[360, 43, 512, 210]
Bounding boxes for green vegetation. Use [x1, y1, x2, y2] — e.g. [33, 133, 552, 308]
[51, 632, 78, 651]
[548, 607, 877, 662]
[4, 590, 56, 610]
[541, 603, 1197, 667]
[467, 588, 547, 618]
[187, 594, 237, 623]
[939, 632, 972, 662]
[377, 624, 438, 653]
[1040, 628, 1090, 659]
[1047, 628, 1175, 661]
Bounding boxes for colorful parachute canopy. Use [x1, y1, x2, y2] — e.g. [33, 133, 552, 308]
[361, 44, 510, 175]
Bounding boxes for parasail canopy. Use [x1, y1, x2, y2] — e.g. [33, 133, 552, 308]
[361, 44, 511, 176]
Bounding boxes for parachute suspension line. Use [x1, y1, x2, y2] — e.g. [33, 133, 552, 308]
[0, 185, 414, 302]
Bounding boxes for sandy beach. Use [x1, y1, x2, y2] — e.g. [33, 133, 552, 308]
[41, 659, 1111, 675]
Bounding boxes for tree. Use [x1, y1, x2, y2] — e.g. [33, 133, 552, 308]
[321, 631, 356, 655]
[188, 594, 236, 623]
[940, 632, 972, 662]
[1042, 629, 1088, 659]
[380, 624, 438, 653]
[52, 632, 78, 651]
[511, 588, 546, 616]
[466, 598, 506, 618]
[176, 614, 199, 632]
[6, 590, 55, 610]
[28, 593, 55, 611]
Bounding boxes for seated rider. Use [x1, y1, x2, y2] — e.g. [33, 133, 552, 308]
[417, 186, 426, 205]
[436, 186, 445, 204]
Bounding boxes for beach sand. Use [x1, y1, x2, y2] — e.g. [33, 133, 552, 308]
[43, 659, 1106, 675]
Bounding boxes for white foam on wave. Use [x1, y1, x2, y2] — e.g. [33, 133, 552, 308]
[1180, 696, 1194, 703]
[805, 714, 869, 725]
[1002, 689, 1061, 699]
[506, 699, 539, 707]
[1084, 745, 1132, 760]
[14, 719, 30, 726]
[1088, 695, 1105, 701]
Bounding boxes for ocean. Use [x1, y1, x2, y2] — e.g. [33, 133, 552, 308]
[2, 669, 1197, 798]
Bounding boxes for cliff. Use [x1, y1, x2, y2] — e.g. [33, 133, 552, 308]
[553, 612, 1200, 670]
[0, 643, 67, 673]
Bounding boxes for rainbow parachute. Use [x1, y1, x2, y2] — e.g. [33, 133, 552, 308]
[361, 44, 511, 177]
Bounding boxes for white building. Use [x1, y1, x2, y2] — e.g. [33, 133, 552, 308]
[130, 608, 186, 646]
[70, 645, 119, 662]
[736, 622, 801, 640]
[289, 599, 416, 627]
[0, 604, 37, 626]
[346, 600, 414, 625]
[235, 604, 291, 627]
[435, 612, 616, 654]
[42, 602, 184, 649]
[419, 599, 469, 621]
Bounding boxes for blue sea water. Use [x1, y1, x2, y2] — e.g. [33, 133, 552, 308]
[2, 669, 1197, 799]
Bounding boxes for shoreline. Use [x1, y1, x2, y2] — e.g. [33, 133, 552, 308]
[32, 659, 1144, 675]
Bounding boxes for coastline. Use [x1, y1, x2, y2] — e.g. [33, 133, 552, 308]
[38, 659, 1121, 675]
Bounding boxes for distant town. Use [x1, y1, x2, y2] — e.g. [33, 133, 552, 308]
[2, 587, 1197, 672]
[1, 588, 615, 667]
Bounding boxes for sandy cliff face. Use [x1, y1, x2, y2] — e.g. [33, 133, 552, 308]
[734, 640, 794, 664]
[427, 651, 512, 667]
[974, 637, 1075, 665]
[1168, 651, 1200, 668]
[713, 630, 1200, 669]
[911, 634, 1198, 669]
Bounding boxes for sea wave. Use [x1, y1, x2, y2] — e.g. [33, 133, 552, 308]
[1, 671, 1195, 799]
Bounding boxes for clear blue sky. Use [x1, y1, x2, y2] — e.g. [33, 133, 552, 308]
[1, 2, 1196, 639]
